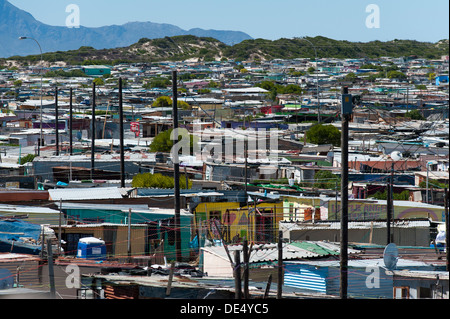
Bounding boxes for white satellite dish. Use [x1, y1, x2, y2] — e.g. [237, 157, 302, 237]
[390, 151, 403, 161]
[383, 243, 399, 270]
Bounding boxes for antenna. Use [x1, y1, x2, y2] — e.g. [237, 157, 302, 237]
[383, 243, 399, 270]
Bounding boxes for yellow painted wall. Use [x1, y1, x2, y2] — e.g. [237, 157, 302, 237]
[328, 200, 446, 222]
[281, 196, 321, 221]
[195, 201, 283, 243]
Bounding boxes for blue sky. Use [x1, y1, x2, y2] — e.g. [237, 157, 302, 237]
[9, 0, 449, 42]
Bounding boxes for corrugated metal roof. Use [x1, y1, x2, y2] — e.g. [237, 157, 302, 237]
[280, 219, 431, 231]
[202, 242, 341, 264]
[289, 241, 361, 256]
[285, 258, 435, 270]
[392, 270, 449, 280]
[61, 202, 149, 211]
[48, 187, 123, 201]
[0, 204, 60, 214]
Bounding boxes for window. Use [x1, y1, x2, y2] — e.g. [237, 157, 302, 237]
[394, 286, 410, 299]
[419, 286, 431, 299]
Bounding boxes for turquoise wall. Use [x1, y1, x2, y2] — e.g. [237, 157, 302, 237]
[64, 209, 193, 261]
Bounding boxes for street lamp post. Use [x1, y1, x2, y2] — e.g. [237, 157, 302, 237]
[300, 37, 320, 123]
[19, 36, 43, 156]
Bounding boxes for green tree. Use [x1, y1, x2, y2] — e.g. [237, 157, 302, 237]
[145, 77, 171, 89]
[131, 172, 191, 189]
[256, 81, 303, 102]
[152, 96, 190, 109]
[150, 129, 174, 152]
[369, 189, 410, 200]
[178, 100, 191, 110]
[344, 72, 357, 82]
[278, 84, 303, 95]
[208, 80, 219, 88]
[149, 128, 196, 153]
[415, 84, 427, 90]
[93, 77, 104, 86]
[387, 70, 407, 80]
[152, 96, 172, 107]
[313, 170, 340, 189]
[419, 179, 448, 189]
[305, 124, 341, 147]
[405, 109, 425, 120]
[18, 154, 36, 165]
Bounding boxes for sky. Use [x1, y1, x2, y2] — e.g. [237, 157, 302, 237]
[9, 0, 450, 42]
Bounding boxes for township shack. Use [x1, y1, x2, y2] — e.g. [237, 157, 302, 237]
[55, 203, 194, 262]
[279, 219, 434, 247]
[200, 241, 359, 279]
[284, 258, 438, 299]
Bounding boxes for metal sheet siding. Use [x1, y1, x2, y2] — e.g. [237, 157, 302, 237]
[327, 266, 394, 298]
[284, 263, 328, 293]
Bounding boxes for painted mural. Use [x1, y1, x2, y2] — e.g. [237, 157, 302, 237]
[327, 200, 445, 221]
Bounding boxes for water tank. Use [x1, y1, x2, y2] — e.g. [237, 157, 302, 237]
[77, 237, 106, 260]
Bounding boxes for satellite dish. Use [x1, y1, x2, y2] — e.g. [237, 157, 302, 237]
[383, 243, 399, 270]
[390, 151, 403, 161]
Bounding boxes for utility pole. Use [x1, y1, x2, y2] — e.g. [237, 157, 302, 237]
[264, 274, 272, 299]
[58, 198, 62, 255]
[184, 166, 189, 190]
[128, 208, 131, 263]
[47, 238, 56, 299]
[335, 181, 338, 219]
[69, 88, 73, 156]
[119, 78, 125, 188]
[234, 250, 242, 299]
[166, 261, 175, 297]
[40, 226, 45, 260]
[91, 83, 96, 180]
[172, 70, 182, 262]
[340, 86, 352, 299]
[426, 162, 430, 203]
[387, 163, 394, 244]
[277, 230, 283, 299]
[445, 188, 449, 271]
[243, 237, 249, 299]
[387, 166, 392, 244]
[55, 86, 59, 156]
[244, 139, 248, 208]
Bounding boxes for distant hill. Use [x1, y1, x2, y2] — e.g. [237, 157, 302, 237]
[7, 35, 230, 65]
[4, 35, 449, 66]
[0, 0, 252, 58]
[225, 36, 449, 61]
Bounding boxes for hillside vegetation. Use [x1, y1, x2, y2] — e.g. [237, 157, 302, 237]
[3, 36, 449, 65]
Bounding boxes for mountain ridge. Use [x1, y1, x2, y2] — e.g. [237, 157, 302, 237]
[0, 0, 253, 58]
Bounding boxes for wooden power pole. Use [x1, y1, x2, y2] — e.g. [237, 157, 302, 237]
[340, 86, 352, 299]
[172, 70, 182, 262]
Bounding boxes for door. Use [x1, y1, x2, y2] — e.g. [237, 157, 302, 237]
[255, 209, 274, 243]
